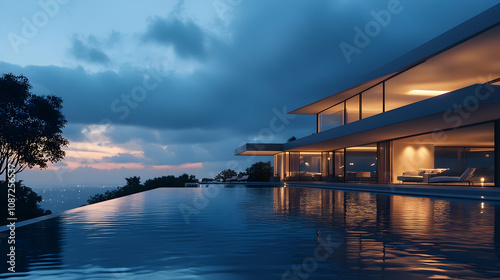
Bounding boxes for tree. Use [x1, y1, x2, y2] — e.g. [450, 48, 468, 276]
[0, 73, 68, 181]
[246, 161, 273, 182]
[87, 174, 198, 205]
[144, 174, 197, 188]
[88, 176, 144, 204]
[214, 169, 237, 182]
[0, 181, 52, 226]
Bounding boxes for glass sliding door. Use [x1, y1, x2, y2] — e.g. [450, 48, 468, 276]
[345, 145, 378, 182]
[299, 152, 322, 181]
[288, 152, 300, 181]
[345, 95, 360, 124]
[334, 149, 345, 182]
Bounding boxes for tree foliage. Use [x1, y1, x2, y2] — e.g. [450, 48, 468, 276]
[87, 174, 198, 204]
[0, 181, 52, 226]
[246, 161, 273, 182]
[0, 73, 68, 179]
[214, 169, 237, 182]
[88, 176, 145, 204]
[144, 173, 197, 188]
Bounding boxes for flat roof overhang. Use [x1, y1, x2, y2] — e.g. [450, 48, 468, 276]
[235, 143, 283, 156]
[284, 84, 500, 152]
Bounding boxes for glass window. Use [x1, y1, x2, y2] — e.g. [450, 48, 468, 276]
[299, 153, 322, 181]
[345, 95, 359, 124]
[362, 84, 383, 119]
[435, 146, 494, 184]
[288, 152, 300, 181]
[465, 148, 494, 184]
[334, 149, 345, 181]
[319, 103, 344, 132]
[274, 153, 283, 179]
[321, 152, 334, 177]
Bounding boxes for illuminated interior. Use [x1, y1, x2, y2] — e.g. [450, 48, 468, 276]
[392, 123, 494, 184]
[345, 145, 378, 182]
[274, 152, 323, 181]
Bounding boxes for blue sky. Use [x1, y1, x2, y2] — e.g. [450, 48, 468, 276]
[1, 0, 499, 187]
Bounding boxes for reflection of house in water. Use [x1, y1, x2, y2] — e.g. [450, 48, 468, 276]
[273, 187, 500, 277]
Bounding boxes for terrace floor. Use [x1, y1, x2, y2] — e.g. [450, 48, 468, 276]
[282, 181, 500, 202]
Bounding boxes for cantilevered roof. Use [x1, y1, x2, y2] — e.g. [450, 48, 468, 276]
[235, 143, 283, 156]
[289, 3, 500, 115]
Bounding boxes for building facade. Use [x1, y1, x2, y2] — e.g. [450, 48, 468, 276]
[235, 5, 500, 187]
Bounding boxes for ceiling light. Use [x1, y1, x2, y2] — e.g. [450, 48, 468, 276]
[408, 90, 449, 96]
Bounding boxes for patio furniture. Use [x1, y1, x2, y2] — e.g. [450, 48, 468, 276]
[397, 171, 424, 183]
[428, 168, 476, 185]
[397, 168, 449, 183]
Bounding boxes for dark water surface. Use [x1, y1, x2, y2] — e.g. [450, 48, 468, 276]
[2, 185, 500, 279]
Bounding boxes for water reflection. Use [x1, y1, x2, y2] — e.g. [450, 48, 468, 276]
[0, 217, 64, 276]
[273, 187, 500, 279]
[1, 187, 500, 279]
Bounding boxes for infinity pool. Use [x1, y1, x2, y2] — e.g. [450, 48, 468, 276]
[2, 185, 500, 279]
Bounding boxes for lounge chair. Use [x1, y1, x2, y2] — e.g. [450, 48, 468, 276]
[397, 171, 424, 183]
[397, 168, 449, 183]
[428, 168, 476, 185]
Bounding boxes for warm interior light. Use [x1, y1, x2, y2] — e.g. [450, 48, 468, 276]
[346, 147, 377, 151]
[408, 90, 449, 96]
[481, 177, 485, 183]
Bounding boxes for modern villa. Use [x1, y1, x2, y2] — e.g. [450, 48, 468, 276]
[235, 4, 500, 187]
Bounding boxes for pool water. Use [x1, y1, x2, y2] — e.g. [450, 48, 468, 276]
[2, 185, 500, 279]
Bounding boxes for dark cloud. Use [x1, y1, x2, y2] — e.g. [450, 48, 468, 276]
[142, 17, 210, 60]
[69, 37, 111, 65]
[86, 31, 122, 49]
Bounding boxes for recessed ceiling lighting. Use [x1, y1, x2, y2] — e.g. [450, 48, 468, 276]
[408, 90, 449, 96]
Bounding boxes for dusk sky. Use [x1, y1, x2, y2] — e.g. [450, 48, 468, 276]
[1, 0, 499, 187]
